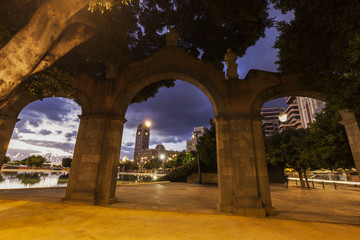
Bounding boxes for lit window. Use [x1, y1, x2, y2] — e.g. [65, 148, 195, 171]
[138, 132, 141, 135]
[145, 132, 148, 135]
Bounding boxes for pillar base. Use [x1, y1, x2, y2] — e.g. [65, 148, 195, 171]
[233, 207, 266, 217]
[95, 197, 117, 205]
[265, 207, 277, 216]
[217, 202, 233, 213]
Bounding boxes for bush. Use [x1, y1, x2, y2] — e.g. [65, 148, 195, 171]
[161, 160, 197, 182]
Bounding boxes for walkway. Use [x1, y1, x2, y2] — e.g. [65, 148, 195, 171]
[0, 182, 359, 239]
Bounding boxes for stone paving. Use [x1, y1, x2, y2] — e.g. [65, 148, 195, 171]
[0, 182, 359, 239]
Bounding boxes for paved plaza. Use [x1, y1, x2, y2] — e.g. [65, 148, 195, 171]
[0, 182, 359, 239]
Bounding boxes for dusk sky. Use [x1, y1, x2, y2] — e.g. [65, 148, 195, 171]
[6, 6, 293, 162]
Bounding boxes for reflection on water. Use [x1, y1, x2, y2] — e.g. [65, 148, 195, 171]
[0, 171, 69, 189]
[0, 171, 160, 189]
[117, 174, 155, 184]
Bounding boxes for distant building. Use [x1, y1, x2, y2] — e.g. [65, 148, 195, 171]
[135, 144, 180, 166]
[261, 107, 285, 137]
[297, 97, 326, 128]
[133, 122, 180, 166]
[134, 122, 150, 161]
[280, 97, 326, 130]
[186, 126, 206, 152]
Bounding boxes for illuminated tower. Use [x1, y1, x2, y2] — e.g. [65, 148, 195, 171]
[134, 122, 150, 161]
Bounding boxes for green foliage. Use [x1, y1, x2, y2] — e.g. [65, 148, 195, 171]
[197, 119, 217, 172]
[265, 107, 355, 171]
[143, 158, 162, 170]
[161, 159, 197, 182]
[171, 151, 196, 168]
[3, 156, 10, 164]
[19, 67, 74, 100]
[119, 160, 139, 171]
[61, 157, 72, 168]
[307, 107, 354, 169]
[20, 155, 46, 167]
[272, 0, 360, 112]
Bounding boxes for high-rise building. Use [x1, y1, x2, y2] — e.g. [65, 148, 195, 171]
[134, 122, 150, 161]
[186, 126, 206, 152]
[281, 97, 325, 130]
[261, 107, 285, 137]
[297, 97, 326, 128]
[280, 97, 302, 130]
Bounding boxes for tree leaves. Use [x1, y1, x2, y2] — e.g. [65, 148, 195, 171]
[272, 0, 360, 112]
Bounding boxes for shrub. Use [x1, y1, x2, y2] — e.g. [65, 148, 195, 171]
[161, 159, 197, 182]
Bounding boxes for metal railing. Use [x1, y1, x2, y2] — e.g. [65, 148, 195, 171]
[288, 177, 360, 190]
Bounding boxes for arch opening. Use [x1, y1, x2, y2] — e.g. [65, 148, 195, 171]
[259, 96, 359, 223]
[116, 79, 219, 211]
[1, 97, 82, 189]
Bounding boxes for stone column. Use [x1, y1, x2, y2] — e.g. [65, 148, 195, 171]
[340, 111, 360, 172]
[214, 117, 234, 213]
[251, 118, 276, 216]
[64, 114, 125, 204]
[0, 115, 18, 168]
[215, 115, 273, 217]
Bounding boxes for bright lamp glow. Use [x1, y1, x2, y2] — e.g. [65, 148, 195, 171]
[145, 121, 151, 127]
[279, 113, 288, 123]
[159, 154, 165, 160]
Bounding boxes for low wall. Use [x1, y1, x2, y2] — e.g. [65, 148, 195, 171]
[186, 173, 217, 184]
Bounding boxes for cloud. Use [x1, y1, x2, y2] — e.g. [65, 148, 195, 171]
[6, 148, 42, 160]
[16, 98, 81, 134]
[18, 139, 75, 153]
[65, 130, 78, 141]
[123, 142, 134, 147]
[38, 129, 52, 136]
[56, 130, 63, 134]
[125, 80, 214, 141]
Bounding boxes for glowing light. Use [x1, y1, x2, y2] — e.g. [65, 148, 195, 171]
[279, 113, 288, 123]
[145, 121, 151, 128]
[159, 154, 165, 160]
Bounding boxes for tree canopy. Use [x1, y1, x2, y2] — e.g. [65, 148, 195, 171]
[271, 0, 360, 112]
[265, 106, 355, 186]
[20, 155, 46, 167]
[61, 157, 72, 168]
[197, 119, 217, 172]
[0, 0, 272, 102]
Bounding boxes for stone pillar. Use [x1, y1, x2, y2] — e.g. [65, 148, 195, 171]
[0, 115, 18, 168]
[64, 114, 125, 204]
[251, 118, 276, 216]
[215, 115, 273, 217]
[340, 111, 360, 172]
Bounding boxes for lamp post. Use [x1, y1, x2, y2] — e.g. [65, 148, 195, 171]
[160, 154, 165, 174]
[193, 133, 202, 184]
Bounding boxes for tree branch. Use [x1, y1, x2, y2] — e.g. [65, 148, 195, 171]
[0, 0, 88, 100]
[30, 23, 95, 75]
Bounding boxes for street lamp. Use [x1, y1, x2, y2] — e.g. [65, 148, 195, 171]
[160, 154, 165, 174]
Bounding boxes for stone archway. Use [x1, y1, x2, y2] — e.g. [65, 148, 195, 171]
[2, 32, 359, 218]
[0, 87, 91, 169]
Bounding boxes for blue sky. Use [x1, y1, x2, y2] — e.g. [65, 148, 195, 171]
[6, 6, 293, 162]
